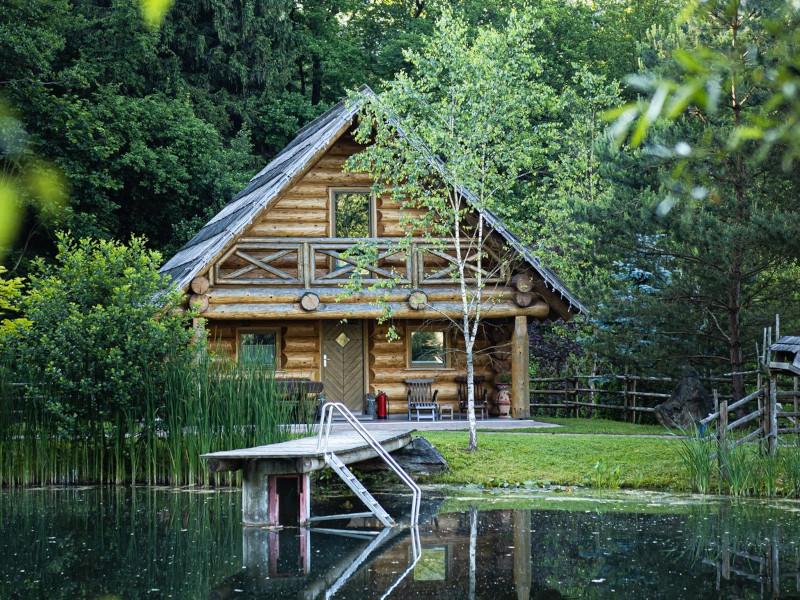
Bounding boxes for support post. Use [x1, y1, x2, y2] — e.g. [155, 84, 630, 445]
[242, 460, 271, 527]
[242, 463, 310, 527]
[511, 315, 530, 418]
[795, 376, 799, 442]
[267, 473, 311, 527]
[512, 509, 532, 600]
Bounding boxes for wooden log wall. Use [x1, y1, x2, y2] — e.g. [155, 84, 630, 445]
[207, 315, 511, 415]
[206, 319, 320, 381]
[369, 320, 498, 415]
[242, 133, 425, 241]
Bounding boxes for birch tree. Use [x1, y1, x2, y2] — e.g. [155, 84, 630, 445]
[347, 10, 558, 450]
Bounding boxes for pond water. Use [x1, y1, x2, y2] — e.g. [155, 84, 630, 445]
[1, 486, 799, 599]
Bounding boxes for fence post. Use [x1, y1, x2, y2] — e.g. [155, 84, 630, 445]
[631, 377, 638, 424]
[572, 370, 579, 418]
[794, 376, 799, 442]
[718, 399, 728, 446]
[588, 367, 597, 418]
[769, 373, 778, 455]
[622, 371, 629, 421]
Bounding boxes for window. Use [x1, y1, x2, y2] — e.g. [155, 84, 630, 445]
[413, 546, 448, 581]
[239, 330, 279, 368]
[331, 189, 373, 238]
[409, 329, 447, 368]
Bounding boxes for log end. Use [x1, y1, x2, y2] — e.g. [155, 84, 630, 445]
[191, 276, 210, 295]
[300, 292, 321, 312]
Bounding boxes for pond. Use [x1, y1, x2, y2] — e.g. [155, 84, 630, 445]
[1, 486, 799, 599]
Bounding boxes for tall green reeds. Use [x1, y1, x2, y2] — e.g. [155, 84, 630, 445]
[677, 427, 715, 494]
[676, 425, 800, 498]
[0, 357, 310, 487]
[717, 441, 755, 497]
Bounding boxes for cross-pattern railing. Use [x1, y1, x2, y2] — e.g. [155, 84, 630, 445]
[213, 237, 507, 288]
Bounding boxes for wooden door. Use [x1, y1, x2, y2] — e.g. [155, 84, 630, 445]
[321, 320, 365, 411]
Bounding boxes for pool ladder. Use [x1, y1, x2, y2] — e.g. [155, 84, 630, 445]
[313, 402, 421, 527]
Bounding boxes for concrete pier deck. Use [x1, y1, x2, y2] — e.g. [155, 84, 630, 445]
[202, 428, 415, 527]
[202, 428, 415, 475]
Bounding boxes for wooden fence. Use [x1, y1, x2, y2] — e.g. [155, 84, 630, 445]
[703, 532, 799, 597]
[529, 370, 761, 423]
[701, 371, 800, 454]
[530, 367, 799, 452]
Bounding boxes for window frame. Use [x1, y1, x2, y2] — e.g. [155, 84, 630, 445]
[236, 327, 281, 369]
[406, 325, 451, 370]
[329, 187, 377, 239]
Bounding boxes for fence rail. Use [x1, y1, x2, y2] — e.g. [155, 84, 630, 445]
[529, 370, 761, 423]
[530, 366, 799, 452]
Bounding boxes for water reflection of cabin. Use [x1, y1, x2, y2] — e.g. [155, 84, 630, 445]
[160, 87, 585, 418]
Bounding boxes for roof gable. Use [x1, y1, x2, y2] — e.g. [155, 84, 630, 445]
[160, 86, 586, 315]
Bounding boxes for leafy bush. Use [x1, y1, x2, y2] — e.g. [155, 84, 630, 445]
[9, 233, 194, 425]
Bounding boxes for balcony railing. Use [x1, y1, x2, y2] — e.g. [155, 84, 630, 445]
[212, 237, 506, 288]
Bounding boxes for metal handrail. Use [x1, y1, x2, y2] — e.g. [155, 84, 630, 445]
[316, 402, 421, 524]
[380, 526, 421, 600]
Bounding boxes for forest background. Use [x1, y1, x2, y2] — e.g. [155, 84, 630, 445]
[2, 0, 799, 385]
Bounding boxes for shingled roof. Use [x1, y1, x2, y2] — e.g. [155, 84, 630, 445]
[160, 86, 586, 315]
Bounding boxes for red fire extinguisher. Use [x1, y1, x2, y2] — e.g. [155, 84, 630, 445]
[376, 390, 388, 419]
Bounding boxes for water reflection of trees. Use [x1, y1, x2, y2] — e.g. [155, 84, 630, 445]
[4, 490, 800, 599]
[0, 487, 242, 598]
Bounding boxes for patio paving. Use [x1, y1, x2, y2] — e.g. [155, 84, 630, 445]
[338, 416, 559, 432]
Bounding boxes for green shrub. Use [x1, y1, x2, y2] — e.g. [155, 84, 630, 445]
[9, 233, 194, 425]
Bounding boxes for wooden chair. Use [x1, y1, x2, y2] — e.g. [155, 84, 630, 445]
[405, 379, 439, 421]
[456, 375, 488, 420]
[275, 378, 324, 422]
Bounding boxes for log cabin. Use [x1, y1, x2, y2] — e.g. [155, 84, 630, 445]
[160, 86, 586, 418]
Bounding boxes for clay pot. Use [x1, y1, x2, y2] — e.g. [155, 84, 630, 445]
[495, 384, 511, 418]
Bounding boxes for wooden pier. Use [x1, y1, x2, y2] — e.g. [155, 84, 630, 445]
[202, 428, 414, 527]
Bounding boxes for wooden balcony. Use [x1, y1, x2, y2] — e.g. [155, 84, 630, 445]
[212, 237, 507, 289]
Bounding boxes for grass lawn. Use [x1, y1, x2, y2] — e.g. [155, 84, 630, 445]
[505, 417, 675, 436]
[420, 431, 686, 491]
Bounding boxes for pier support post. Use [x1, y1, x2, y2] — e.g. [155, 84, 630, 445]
[242, 460, 271, 526]
[242, 461, 311, 527]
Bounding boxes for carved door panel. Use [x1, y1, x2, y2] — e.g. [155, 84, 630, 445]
[321, 320, 365, 412]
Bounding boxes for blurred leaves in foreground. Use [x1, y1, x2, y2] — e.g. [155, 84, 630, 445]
[139, 0, 175, 29]
[0, 101, 68, 262]
[607, 0, 800, 169]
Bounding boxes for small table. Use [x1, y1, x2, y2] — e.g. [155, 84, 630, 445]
[439, 405, 454, 420]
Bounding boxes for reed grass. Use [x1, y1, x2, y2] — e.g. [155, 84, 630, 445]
[717, 441, 755, 497]
[676, 427, 716, 494]
[0, 357, 310, 487]
[674, 426, 800, 498]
